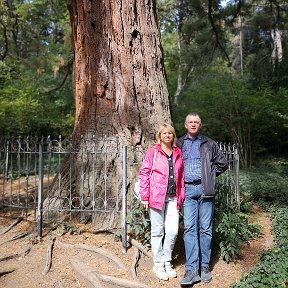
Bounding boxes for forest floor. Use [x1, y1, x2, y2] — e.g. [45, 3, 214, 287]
[0, 205, 273, 288]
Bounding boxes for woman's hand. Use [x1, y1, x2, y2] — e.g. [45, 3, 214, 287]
[141, 200, 149, 211]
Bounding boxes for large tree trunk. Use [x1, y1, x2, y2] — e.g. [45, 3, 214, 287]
[52, 0, 171, 229]
[68, 0, 170, 143]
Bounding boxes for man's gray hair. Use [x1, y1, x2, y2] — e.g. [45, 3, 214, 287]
[185, 112, 202, 124]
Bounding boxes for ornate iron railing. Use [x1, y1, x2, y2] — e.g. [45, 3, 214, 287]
[0, 136, 239, 245]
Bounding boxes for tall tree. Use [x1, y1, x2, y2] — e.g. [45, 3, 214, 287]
[68, 0, 171, 144]
[61, 0, 171, 228]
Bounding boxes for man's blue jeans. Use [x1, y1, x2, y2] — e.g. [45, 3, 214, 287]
[183, 184, 215, 272]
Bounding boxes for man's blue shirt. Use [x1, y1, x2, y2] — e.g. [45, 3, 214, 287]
[182, 133, 201, 182]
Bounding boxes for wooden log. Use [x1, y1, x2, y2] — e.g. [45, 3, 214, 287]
[56, 239, 128, 271]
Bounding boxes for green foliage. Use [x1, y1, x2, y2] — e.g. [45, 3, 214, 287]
[48, 221, 81, 236]
[0, 69, 74, 136]
[231, 212, 288, 288]
[171, 64, 288, 166]
[213, 178, 261, 263]
[241, 159, 288, 206]
[231, 159, 288, 287]
[0, 1, 74, 137]
[126, 195, 151, 248]
[160, 0, 288, 166]
[214, 207, 261, 263]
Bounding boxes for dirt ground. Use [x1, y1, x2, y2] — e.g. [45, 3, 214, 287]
[0, 205, 273, 288]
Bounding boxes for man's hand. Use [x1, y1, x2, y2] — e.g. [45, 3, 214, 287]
[141, 200, 149, 210]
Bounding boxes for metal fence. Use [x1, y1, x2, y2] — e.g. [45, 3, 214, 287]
[0, 136, 239, 243]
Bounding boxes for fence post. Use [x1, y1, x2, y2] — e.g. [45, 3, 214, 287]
[235, 146, 240, 209]
[121, 145, 127, 254]
[37, 138, 44, 241]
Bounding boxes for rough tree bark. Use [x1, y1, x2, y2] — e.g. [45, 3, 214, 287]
[68, 0, 170, 142]
[50, 0, 171, 229]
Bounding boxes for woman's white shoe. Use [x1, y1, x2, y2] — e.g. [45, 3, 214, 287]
[165, 263, 177, 278]
[153, 266, 169, 280]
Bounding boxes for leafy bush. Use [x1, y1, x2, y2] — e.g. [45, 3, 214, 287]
[231, 159, 288, 287]
[240, 159, 288, 206]
[231, 209, 288, 288]
[214, 208, 261, 262]
[48, 221, 81, 236]
[126, 196, 151, 248]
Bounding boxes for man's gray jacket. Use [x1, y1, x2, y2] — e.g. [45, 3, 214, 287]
[176, 134, 228, 197]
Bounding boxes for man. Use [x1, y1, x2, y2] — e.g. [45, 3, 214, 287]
[177, 112, 228, 286]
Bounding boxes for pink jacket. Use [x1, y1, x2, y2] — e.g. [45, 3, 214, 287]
[139, 144, 185, 210]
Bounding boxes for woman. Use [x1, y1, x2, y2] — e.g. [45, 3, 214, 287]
[139, 123, 185, 281]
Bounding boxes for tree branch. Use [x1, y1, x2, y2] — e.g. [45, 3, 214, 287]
[0, 19, 8, 61]
[208, 0, 231, 65]
[45, 58, 74, 94]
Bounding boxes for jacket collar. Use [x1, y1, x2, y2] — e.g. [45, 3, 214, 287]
[154, 143, 182, 158]
[184, 133, 202, 141]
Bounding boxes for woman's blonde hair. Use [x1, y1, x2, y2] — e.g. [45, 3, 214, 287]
[156, 123, 177, 147]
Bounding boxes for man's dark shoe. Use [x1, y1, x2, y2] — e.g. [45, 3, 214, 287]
[201, 266, 212, 283]
[180, 270, 201, 286]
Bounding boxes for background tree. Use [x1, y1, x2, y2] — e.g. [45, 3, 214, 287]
[1, 0, 287, 165]
[159, 0, 288, 167]
[0, 0, 74, 136]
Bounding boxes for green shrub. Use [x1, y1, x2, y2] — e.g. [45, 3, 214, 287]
[126, 196, 151, 248]
[240, 159, 288, 206]
[214, 209, 261, 262]
[231, 233, 288, 288]
[231, 159, 288, 287]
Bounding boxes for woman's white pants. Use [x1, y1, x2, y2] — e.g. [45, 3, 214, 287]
[149, 197, 179, 267]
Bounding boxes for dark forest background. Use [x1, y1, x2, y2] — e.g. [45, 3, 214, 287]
[0, 0, 287, 167]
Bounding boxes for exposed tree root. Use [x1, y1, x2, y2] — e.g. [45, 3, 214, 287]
[55, 238, 128, 271]
[42, 239, 55, 275]
[0, 216, 23, 235]
[71, 257, 104, 288]
[0, 269, 15, 277]
[92, 230, 152, 259]
[71, 257, 153, 288]
[0, 246, 31, 262]
[0, 232, 28, 246]
[130, 247, 140, 278]
[127, 235, 153, 258]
